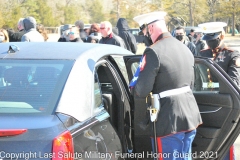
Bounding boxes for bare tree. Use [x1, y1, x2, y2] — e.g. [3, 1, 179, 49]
[207, 0, 219, 21]
[173, 0, 197, 26]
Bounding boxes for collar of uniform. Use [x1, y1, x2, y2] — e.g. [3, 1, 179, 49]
[213, 43, 227, 53]
[102, 33, 113, 40]
[155, 32, 172, 42]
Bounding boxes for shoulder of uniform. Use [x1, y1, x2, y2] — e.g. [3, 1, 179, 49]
[223, 47, 237, 53]
[149, 41, 158, 47]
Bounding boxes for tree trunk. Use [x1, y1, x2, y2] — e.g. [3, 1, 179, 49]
[232, 12, 235, 36]
[189, 0, 194, 26]
[116, 0, 120, 20]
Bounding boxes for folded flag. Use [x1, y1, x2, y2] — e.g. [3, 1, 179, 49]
[129, 55, 146, 87]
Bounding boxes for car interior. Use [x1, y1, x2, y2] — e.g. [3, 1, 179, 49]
[0, 66, 60, 113]
[96, 63, 133, 153]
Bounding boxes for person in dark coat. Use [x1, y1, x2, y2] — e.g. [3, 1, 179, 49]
[187, 29, 196, 42]
[58, 26, 83, 43]
[7, 18, 26, 42]
[99, 21, 126, 49]
[198, 22, 240, 160]
[116, 18, 137, 54]
[193, 28, 205, 56]
[130, 12, 202, 158]
[75, 20, 88, 42]
[175, 26, 197, 55]
[112, 27, 119, 35]
[58, 24, 73, 42]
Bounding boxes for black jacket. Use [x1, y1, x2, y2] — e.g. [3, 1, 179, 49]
[7, 29, 26, 42]
[99, 33, 126, 49]
[116, 18, 138, 54]
[58, 37, 83, 42]
[194, 40, 205, 56]
[184, 40, 197, 55]
[187, 34, 195, 42]
[134, 32, 202, 136]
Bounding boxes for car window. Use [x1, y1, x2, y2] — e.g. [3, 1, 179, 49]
[94, 72, 102, 109]
[129, 61, 220, 92]
[131, 62, 139, 75]
[0, 60, 73, 114]
[193, 63, 219, 92]
[112, 56, 129, 85]
[129, 29, 140, 35]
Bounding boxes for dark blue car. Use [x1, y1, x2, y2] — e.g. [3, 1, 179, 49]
[0, 42, 239, 160]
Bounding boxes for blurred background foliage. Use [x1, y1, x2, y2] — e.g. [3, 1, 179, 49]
[1, 0, 240, 35]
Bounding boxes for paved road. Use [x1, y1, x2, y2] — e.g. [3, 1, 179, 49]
[224, 34, 240, 159]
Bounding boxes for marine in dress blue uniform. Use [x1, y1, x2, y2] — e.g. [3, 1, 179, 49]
[131, 12, 202, 160]
[198, 22, 240, 160]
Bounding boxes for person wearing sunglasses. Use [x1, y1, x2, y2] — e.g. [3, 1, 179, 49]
[58, 27, 83, 43]
[68, 28, 83, 42]
[99, 21, 126, 48]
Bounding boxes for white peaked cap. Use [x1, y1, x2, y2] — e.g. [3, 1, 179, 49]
[198, 22, 227, 34]
[133, 11, 167, 26]
[194, 27, 203, 33]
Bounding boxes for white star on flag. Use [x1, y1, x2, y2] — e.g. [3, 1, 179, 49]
[132, 76, 138, 82]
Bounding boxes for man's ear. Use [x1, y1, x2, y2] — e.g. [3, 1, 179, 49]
[220, 33, 224, 40]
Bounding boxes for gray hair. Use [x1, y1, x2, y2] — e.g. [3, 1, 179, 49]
[18, 18, 25, 28]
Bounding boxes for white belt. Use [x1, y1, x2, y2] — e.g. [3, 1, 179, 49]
[159, 86, 191, 98]
[202, 82, 219, 88]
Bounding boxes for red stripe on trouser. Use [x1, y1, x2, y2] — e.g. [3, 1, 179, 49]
[230, 145, 234, 160]
[157, 137, 163, 160]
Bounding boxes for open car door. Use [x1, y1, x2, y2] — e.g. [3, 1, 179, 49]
[124, 55, 240, 160]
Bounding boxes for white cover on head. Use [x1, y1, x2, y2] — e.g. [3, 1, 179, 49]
[198, 22, 227, 33]
[194, 27, 203, 33]
[133, 11, 167, 26]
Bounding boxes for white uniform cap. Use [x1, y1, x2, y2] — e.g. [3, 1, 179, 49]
[133, 11, 167, 27]
[198, 22, 227, 40]
[194, 27, 203, 33]
[198, 22, 227, 34]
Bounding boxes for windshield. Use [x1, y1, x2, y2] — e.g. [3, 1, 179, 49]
[0, 60, 73, 114]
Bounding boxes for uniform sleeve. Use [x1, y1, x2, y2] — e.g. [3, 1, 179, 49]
[134, 47, 160, 97]
[227, 51, 240, 87]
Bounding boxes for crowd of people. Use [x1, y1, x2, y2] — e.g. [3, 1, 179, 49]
[0, 15, 207, 56]
[0, 16, 138, 54]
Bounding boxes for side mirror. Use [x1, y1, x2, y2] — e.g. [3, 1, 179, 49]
[8, 45, 20, 54]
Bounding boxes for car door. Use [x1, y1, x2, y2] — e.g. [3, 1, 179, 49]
[63, 71, 123, 160]
[123, 55, 240, 160]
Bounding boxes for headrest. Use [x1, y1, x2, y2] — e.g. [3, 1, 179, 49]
[4, 67, 30, 85]
[97, 66, 110, 83]
[34, 67, 60, 81]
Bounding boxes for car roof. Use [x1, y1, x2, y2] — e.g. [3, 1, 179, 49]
[0, 42, 132, 60]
